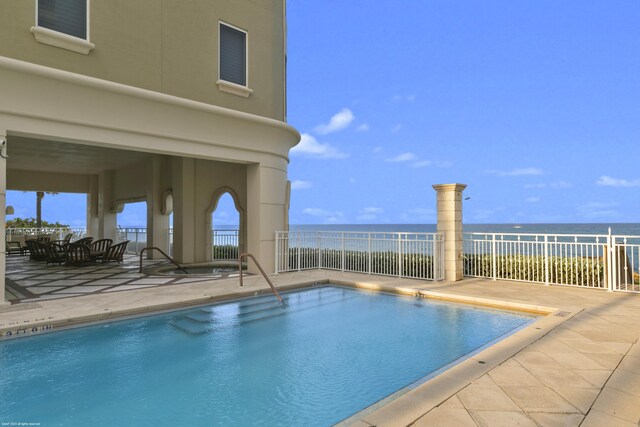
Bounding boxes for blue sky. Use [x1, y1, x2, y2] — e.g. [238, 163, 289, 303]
[7, 1, 640, 226]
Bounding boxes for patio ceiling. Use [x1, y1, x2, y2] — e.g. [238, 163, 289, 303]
[7, 135, 153, 174]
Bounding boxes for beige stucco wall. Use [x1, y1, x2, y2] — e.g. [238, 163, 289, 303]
[0, 0, 286, 121]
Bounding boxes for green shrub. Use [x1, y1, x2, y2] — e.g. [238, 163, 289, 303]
[284, 248, 438, 278]
[464, 254, 605, 287]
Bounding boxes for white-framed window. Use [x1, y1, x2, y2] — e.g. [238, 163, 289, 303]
[217, 21, 252, 98]
[30, 0, 95, 55]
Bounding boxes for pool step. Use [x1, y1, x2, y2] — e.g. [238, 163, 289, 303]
[169, 289, 352, 335]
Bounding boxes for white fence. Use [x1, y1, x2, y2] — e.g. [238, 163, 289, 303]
[6, 227, 87, 241]
[6, 227, 239, 261]
[275, 231, 444, 280]
[464, 232, 639, 293]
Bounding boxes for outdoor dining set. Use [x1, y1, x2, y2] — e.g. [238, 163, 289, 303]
[6, 234, 130, 266]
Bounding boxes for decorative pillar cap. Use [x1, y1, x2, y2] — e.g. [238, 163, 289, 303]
[432, 183, 467, 192]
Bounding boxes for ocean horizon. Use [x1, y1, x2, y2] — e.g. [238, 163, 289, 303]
[115, 223, 640, 236]
[289, 223, 640, 236]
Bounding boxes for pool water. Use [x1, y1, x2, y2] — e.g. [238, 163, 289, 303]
[0, 286, 535, 426]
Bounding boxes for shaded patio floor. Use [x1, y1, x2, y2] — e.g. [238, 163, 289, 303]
[5, 253, 240, 303]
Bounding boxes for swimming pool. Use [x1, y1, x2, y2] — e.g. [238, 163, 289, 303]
[0, 285, 535, 426]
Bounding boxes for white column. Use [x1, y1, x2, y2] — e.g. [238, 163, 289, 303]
[0, 131, 8, 305]
[246, 164, 287, 274]
[172, 157, 196, 264]
[433, 183, 467, 282]
[98, 170, 117, 241]
[86, 174, 99, 237]
[146, 157, 170, 258]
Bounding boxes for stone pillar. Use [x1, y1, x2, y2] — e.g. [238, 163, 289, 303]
[172, 157, 196, 264]
[0, 132, 8, 305]
[86, 174, 99, 237]
[146, 157, 170, 258]
[433, 183, 467, 282]
[246, 164, 287, 274]
[98, 170, 117, 241]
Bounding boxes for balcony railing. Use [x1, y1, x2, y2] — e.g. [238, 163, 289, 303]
[463, 231, 640, 293]
[275, 231, 444, 280]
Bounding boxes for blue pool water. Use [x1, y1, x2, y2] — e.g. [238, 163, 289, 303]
[0, 286, 535, 426]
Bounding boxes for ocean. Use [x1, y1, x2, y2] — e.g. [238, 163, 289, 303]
[289, 223, 640, 236]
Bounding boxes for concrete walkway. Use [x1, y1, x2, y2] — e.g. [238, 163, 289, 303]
[1, 270, 638, 426]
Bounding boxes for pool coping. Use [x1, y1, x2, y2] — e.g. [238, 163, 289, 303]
[0, 275, 583, 427]
[329, 281, 579, 426]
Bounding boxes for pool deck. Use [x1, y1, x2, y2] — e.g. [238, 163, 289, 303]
[1, 269, 639, 426]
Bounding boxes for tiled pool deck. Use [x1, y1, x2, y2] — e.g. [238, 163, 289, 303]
[4, 254, 240, 302]
[1, 264, 639, 426]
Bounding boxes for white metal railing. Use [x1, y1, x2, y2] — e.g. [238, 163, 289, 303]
[6, 227, 87, 241]
[275, 231, 444, 280]
[464, 231, 639, 293]
[118, 228, 238, 259]
[611, 235, 640, 293]
[212, 229, 239, 260]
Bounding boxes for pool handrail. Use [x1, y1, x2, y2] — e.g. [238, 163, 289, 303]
[238, 252, 284, 304]
[139, 246, 189, 274]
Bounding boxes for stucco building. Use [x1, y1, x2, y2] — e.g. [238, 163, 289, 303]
[0, 0, 300, 303]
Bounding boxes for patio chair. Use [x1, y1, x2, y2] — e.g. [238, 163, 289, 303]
[90, 238, 113, 255]
[44, 243, 67, 266]
[65, 243, 95, 266]
[6, 241, 25, 255]
[53, 233, 73, 246]
[102, 241, 129, 263]
[74, 236, 94, 246]
[25, 239, 48, 261]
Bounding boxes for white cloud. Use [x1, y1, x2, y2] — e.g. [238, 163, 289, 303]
[525, 197, 540, 203]
[373, 147, 383, 153]
[487, 167, 543, 177]
[391, 124, 403, 133]
[577, 201, 620, 220]
[471, 207, 505, 222]
[349, 178, 356, 184]
[386, 152, 416, 162]
[412, 160, 433, 168]
[596, 176, 640, 187]
[435, 160, 453, 168]
[356, 207, 383, 221]
[524, 181, 572, 189]
[392, 94, 417, 102]
[399, 208, 436, 222]
[356, 124, 370, 132]
[291, 180, 312, 190]
[314, 108, 355, 135]
[362, 207, 383, 214]
[290, 133, 348, 159]
[302, 208, 345, 224]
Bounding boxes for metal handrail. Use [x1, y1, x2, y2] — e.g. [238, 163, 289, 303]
[139, 246, 188, 274]
[238, 252, 283, 304]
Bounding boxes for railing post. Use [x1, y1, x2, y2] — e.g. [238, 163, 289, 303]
[341, 232, 345, 272]
[607, 228, 615, 292]
[274, 232, 279, 274]
[317, 231, 322, 269]
[398, 233, 402, 278]
[297, 233, 301, 271]
[367, 233, 372, 274]
[544, 235, 550, 286]
[492, 234, 497, 281]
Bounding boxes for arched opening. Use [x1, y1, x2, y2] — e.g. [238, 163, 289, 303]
[116, 200, 147, 253]
[206, 188, 244, 261]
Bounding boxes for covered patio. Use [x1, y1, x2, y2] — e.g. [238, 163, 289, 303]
[0, 56, 300, 305]
[4, 253, 240, 303]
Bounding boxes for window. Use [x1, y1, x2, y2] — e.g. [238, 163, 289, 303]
[217, 22, 252, 97]
[30, 0, 94, 54]
[38, 0, 87, 39]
